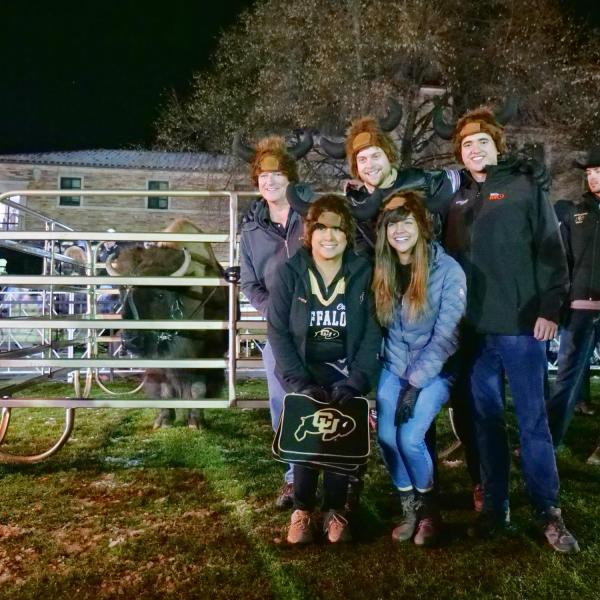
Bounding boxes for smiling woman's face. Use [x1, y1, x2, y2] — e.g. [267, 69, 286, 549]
[311, 211, 347, 262]
[386, 213, 419, 264]
[257, 170, 289, 203]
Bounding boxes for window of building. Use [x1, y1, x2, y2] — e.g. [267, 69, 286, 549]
[147, 180, 169, 209]
[59, 177, 82, 207]
[0, 195, 21, 230]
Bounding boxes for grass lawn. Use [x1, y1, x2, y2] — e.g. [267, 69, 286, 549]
[0, 376, 598, 599]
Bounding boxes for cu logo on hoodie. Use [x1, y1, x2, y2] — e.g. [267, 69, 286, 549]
[488, 193, 505, 201]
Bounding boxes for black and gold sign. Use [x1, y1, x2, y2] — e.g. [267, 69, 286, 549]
[272, 393, 370, 473]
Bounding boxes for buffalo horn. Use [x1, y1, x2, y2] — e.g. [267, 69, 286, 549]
[494, 96, 518, 125]
[170, 248, 192, 278]
[378, 97, 403, 132]
[287, 131, 314, 159]
[104, 253, 121, 276]
[432, 103, 456, 140]
[320, 135, 347, 159]
[232, 133, 255, 163]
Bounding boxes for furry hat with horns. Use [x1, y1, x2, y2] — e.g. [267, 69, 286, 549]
[232, 131, 313, 186]
[345, 117, 399, 179]
[432, 97, 517, 163]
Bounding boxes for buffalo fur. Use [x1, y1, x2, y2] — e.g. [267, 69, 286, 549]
[112, 227, 227, 428]
[115, 246, 185, 277]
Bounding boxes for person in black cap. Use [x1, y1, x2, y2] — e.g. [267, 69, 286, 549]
[547, 147, 600, 452]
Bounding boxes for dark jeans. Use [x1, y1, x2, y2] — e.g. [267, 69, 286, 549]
[470, 334, 559, 514]
[293, 465, 348, 511]
[291, 367, 349, 512]
[447, 338, 483, 486]
[548, 309, 600, 447]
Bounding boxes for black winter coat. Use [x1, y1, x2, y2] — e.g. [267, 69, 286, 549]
[426, 158, 569, 335]
[287, 168, 458, 255]
[267, 248, 382, 394]
[557, 192, 600, 303]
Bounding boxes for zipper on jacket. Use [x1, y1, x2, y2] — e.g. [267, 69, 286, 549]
[465, 182, 482, 296]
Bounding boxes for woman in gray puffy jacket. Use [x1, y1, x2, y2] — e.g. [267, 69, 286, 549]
[373, 190, 466, 546]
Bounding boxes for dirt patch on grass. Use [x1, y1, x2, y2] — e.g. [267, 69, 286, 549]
[0, 468, 275, 599]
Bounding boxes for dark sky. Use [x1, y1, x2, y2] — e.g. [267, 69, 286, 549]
[0, 0, 253, 153]
[0, 0, 597, 155]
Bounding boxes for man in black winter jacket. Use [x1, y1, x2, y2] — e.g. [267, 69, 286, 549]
[547, 147, 600, 459]
[429, 107, 578, 553]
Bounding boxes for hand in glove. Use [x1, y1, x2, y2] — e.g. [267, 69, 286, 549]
[299, 384, 330, 404]
[330, 384, 360, 407]
[394, 385, 420, 425]
[515, 156, 550, 192]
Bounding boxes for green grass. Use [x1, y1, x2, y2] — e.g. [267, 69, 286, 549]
[0, 377, 598, 599]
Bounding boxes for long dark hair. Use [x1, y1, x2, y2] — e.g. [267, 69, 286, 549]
[373, 190, 433, 325]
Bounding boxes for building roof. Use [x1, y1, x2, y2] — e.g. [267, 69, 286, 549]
[0, 149, 237, 172]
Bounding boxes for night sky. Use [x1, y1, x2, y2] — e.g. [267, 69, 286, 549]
[0, 0, 253, 153]
[0, 0, 597, 155]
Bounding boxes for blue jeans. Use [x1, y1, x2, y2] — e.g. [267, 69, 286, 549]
[377, 367, 449, 492]
[470, 334, 559, 514]
[261, 341, 293, 484]
[548, 310, 600, 447]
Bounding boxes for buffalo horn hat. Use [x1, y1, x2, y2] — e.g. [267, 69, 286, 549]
[573, 147, 600, 169]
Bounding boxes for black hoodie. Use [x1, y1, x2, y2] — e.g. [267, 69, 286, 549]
[267, 248, 382, 394]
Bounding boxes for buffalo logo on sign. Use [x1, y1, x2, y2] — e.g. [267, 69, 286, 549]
[294, 408, 356, 442]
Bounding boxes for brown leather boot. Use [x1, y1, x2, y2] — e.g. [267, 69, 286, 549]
[323, 510, 352, 543]
[413, 491, 441, 546]
[391, 491, 419, 542]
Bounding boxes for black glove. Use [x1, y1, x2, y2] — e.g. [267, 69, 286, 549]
[515, 156, 550, 192]
[223, 266, 241, 284]
[394, 385, 420, 425]
[330, 384, 360, 407]
[299, 384, 330, 404]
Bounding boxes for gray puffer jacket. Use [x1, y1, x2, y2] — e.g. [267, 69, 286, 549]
[382, 242, 466, 388]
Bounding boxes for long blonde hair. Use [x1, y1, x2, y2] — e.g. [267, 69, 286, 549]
[373, 191, 433, 326]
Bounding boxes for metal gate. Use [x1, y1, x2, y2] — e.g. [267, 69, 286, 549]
[0, 189, 268, 462]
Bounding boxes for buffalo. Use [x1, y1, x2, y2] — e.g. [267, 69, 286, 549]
[106, 219, 228, 429]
